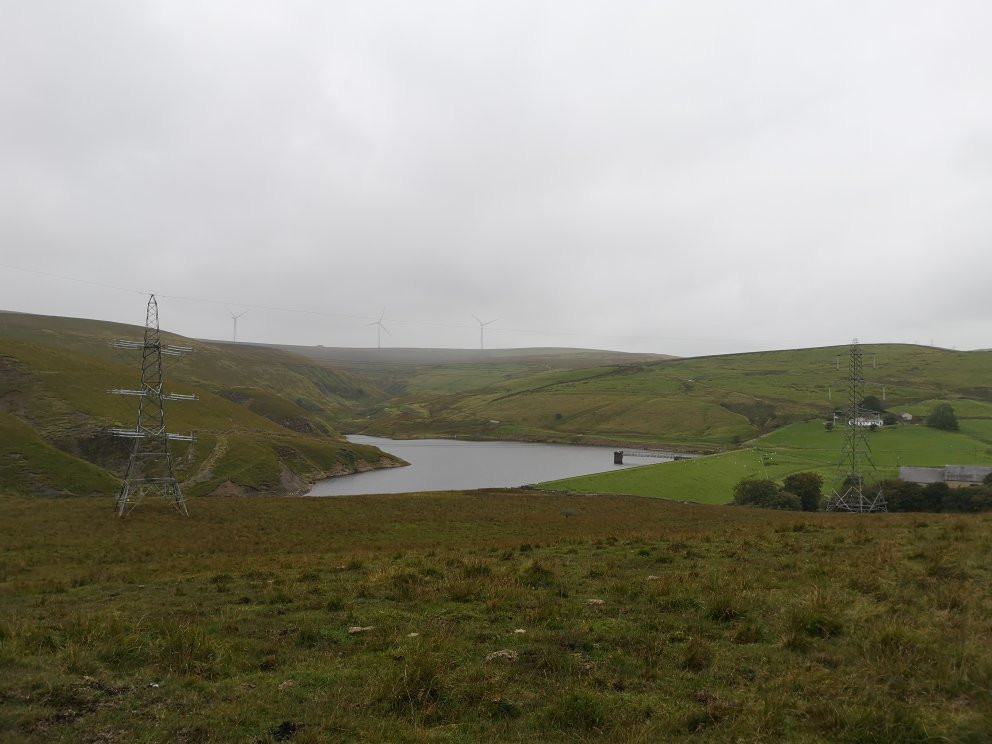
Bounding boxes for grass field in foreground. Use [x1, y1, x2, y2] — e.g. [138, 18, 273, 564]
[2, 492, 991, 742]
[541, 420, 992, 504]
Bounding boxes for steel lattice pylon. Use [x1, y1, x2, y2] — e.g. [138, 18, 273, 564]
[110, 295, 195, 516]
[826, 340, 886, 512]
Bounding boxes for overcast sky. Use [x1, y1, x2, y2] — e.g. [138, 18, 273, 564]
[1, 1, 990, 356]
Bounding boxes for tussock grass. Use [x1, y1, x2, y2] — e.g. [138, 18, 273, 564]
[1, 491, 990, 741]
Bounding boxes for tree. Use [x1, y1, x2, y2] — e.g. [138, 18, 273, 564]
[733, 478, 778, 506]
[732, 478, 801, 510]
[881, 478, 992, 513]
[926, 404, 959, 431]
[921, 482, 950, 511]
[783, 471, 824, 512]
[942, 486, 990, 513]
[879, 479, 923, 511]
[861, 394, 885, 412]
[764, 491, 803, 511]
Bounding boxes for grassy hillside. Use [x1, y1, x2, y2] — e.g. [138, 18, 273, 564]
[270, 345, 671, 430]
[346, 343, 992, 450]
[0, 313, 399, 498]
[7, 309, 992, 502]
[0, 312, 387, 430]
[544, 415, 992, 505]
[2, 492, 989, 741]
[266, 344, 668, 369]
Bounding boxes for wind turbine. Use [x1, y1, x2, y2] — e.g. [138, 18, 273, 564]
[367, 311, 389, 349]
[473, 315, 496, 350]
[228, 308, 249, 343]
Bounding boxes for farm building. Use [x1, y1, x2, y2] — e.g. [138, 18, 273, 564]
[898, 465, 992, 487]
[848, 414, 884, 427]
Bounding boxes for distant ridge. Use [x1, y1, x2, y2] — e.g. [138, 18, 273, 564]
[239, 344, 674, 367]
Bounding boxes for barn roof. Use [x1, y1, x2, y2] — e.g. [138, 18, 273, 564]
[898, 467, 945, 484]
[898, 465, 992, 484]
[944, 465, 992, 483]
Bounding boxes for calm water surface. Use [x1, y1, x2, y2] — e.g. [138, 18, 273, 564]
[308, 435, 666, 496]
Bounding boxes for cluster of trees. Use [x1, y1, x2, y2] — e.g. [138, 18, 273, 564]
[733, 472, 823, 511]
[925, 403, 959, 431]
[733, 471, 992, 513]
[880, 477, 992, 512]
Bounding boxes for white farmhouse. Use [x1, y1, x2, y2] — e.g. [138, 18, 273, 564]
[848, 414, 884, 427]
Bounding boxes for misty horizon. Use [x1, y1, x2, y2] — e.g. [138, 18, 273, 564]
[2, 2, 990, 355]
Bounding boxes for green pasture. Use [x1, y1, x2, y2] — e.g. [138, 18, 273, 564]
[544, 420, 992, 504]
[355, 343, 992, 449]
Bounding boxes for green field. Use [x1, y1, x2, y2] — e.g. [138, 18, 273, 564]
[330, 343, 992, 451]
[543, 419, 992, 504]
[2, 492, 990, 741]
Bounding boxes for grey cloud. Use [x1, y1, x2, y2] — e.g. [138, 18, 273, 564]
[1, 1, 991, 354]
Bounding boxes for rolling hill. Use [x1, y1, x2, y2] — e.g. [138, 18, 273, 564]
[330, 343, 992, 450]
[6, 308, 992, 504]
[0, 312, 399, 498]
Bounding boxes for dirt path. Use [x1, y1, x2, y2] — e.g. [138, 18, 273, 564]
[187, 433, 228, 484]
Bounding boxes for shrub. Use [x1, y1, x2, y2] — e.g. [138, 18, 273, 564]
[942, 485, 992, 513]
[783, 472, 824, 512]
[881, 479, 992, 513]
[926, 403, 959, 431]
[922, 482, 950, 511]
[861, 394, 885, 412]
[878, 479, 923, 512]
[766, 491, 802, 510]
[733, 478, 778, 506]
[733, 478, 801, 510]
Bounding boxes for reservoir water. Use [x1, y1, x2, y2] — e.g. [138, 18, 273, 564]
[308, 435, 668, 496]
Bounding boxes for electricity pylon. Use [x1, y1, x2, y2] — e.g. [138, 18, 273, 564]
[109, 294, 196, 516]
[826, 340, 886, 512]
